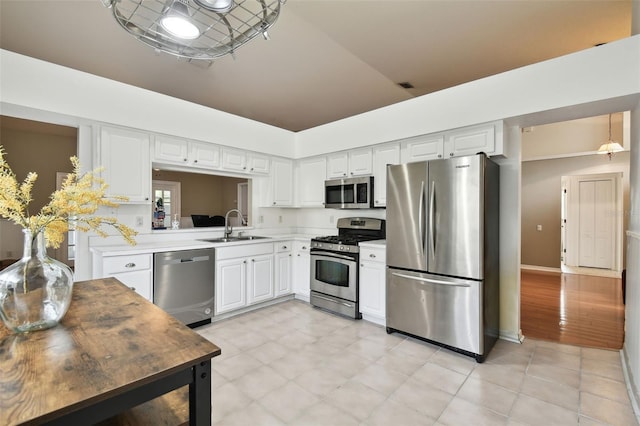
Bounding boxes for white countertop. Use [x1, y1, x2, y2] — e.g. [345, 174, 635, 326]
[359, 239, 386, 248]
[90, 233, 316, 256]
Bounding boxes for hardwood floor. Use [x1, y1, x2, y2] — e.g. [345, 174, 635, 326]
[520, 270, 625, 350]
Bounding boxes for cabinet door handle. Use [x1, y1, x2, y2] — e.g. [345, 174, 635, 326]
[194, 159, 198, 163]
[125, 262, 136, 268]
[369, 254, 376, 258]
[361, 263, 363, 267]
[129, 286, 136, 291]
[183, 158, 188, 162]
[282, 245, 288, 249]
[251, 259, 255, 262]
[450, 152, 454, 157]
[302, 246, 307, 250]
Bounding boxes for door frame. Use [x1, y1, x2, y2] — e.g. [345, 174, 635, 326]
[561, 172, 623, 276]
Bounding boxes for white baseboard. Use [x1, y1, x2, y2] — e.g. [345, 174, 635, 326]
[622, 346, 640, 422]
[499, 329, 523, 344]
[561, 265, 622, 278]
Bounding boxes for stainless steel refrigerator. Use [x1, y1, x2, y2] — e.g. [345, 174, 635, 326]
[385, 153, 499, 362]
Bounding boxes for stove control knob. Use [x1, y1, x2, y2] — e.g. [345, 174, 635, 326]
[339, 246, 344, 251]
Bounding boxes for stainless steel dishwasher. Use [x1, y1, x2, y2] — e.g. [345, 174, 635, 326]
[153, 248, 215, 327]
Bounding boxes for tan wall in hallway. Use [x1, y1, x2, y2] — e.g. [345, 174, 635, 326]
[0, 116, 77, 214]
[521, 152, 630, 268]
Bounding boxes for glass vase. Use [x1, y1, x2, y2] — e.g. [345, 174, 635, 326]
[0, 229, 74, 333]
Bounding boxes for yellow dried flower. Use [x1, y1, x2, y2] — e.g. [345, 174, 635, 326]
[0, 145, 137, 248]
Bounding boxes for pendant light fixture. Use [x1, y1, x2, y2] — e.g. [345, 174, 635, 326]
[597, 114, 624, 160]
[101, 0, 284, 61]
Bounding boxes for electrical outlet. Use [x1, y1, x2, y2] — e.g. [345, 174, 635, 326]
[259, 215, 264, 224]
[135, 216, 144, 227]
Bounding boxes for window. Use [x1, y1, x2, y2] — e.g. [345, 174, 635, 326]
[152, 180, 181, 228]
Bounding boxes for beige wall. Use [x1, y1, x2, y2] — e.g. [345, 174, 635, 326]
[0, 116, 77, 214]
[151, 169, 246, 218]
[521, 152, 630, 268]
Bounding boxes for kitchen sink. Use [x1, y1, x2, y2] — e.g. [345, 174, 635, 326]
[199, 236, 270, 243]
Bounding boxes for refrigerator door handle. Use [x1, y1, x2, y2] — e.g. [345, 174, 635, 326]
[419, 180, 426, 254]
[429, 180, 436, 257]
[391, 272, 471, 288]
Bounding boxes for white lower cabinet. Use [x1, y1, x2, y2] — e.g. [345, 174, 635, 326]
[359, 244, 386, 325]
[92, 252, 153, 301]
[215, 243, 274, 314]
[275, 241, 293, 297]
[292, 240, 311, 300]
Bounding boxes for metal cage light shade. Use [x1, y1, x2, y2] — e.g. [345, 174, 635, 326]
[102, 0, 284, 61]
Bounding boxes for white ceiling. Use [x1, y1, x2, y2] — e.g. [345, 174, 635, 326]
[0, 0, 632, 132]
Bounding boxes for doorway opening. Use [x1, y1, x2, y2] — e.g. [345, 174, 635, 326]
[520, 112, 629, 349]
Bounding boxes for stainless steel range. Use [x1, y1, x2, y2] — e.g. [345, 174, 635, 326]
[310, 217, 386, 319]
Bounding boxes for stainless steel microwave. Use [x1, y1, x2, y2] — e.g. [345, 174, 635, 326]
[324, 176, 374, 209]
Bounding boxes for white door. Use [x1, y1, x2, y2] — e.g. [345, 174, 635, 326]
[578, 180, 614, 268]
[563, 173, 621, 272]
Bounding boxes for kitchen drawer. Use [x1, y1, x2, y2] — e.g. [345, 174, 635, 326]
[103, 254, 152, 274]
[275, 241, 292, 253]
[293, 240, 310, 253]
[216, 242, 274, 260]
[360, 246, 385, 263]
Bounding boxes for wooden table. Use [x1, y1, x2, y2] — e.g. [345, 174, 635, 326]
[0, 278, 221, 425]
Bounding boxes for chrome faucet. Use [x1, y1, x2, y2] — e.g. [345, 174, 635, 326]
[224, 209, 246, 238]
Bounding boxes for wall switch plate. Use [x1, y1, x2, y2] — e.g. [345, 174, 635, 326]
[536, 225, 542, 231]
[135, 216, 144, 227]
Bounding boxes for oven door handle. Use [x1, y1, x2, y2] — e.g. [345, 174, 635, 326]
[313, 293, 355, 308]
[311, 251, 357, 261]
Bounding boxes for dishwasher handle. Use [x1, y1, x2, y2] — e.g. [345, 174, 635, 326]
[165, 255, 211, 265]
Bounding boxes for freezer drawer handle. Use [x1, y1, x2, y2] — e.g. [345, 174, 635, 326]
[391, 272, 471, 288]
[313, 293, 354, 308]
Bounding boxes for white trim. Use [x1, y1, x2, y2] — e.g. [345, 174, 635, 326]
[627, 230, 640, 240]
[520, 264, 561, 273]
[521, 150, 625, 163]
[499, 330, 522, 344]
[561, 265, 623, 278]
[622, 347, 640, 423]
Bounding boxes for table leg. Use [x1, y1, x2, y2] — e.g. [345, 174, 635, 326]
[189, 360, 212, 425]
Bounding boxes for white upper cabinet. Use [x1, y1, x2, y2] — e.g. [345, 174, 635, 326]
[247, 153, 270, 174]
[444, 122, 497, 158]
[326, 148, 372, 178]
[189, 141, 221, 168]
[268, 158, 294, 207]
[349, 148, 373, 176]
[401, 134, 445, 163]
[296, 156, 326, 207]
[99, 126, 151, 203]
[153, 135, 220, 169]
[221, 147, 248, 172]
[326, 152, 349, 178]
[372, 143, 400, 207]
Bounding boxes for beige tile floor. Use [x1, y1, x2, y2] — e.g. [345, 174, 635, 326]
[197, 300, 639, 425]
